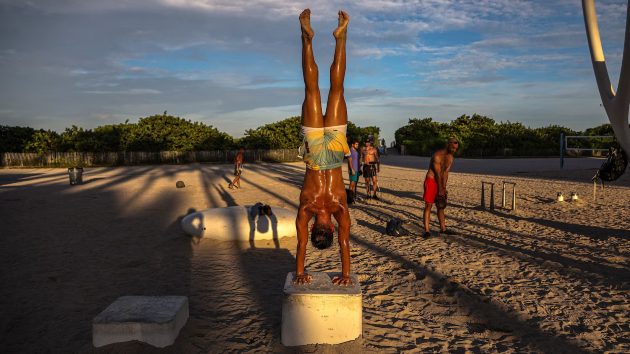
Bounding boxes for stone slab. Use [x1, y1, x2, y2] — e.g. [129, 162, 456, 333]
[93, 296, 188, 348]
[281, 272, 362, 346]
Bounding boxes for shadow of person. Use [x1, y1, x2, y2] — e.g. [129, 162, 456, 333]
[247, 203, 281, 249]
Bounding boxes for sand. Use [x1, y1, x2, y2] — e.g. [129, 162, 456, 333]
[0, 155, 628, 353]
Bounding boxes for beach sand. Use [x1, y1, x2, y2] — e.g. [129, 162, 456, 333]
[1, 155, 628, 353]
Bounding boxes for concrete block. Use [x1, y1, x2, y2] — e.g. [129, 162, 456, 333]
[93, 296, 188, 348]
[281, 272, 362, 346]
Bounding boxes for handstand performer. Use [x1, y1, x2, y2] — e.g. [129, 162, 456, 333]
[295, 9, 352, 286]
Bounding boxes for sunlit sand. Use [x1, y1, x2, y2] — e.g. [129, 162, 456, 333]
[0, 155, 628, 352]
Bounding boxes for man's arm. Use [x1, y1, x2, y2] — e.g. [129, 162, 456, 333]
[294, 207, 313, 284]
[347, 156, 355, 175]
[431, 153, 446, 195]
[332, 206, 352, 285]
[375, 148, 380, 172]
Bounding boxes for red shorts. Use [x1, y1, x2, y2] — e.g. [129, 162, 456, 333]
[423, 177, 437, 203]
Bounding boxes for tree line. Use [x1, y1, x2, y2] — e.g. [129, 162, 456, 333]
[0, 113, 381, 153]
[394, 114, 617, 157]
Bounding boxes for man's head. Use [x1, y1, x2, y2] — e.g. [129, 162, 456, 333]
[238, 147, 245, 152]
[311, 223, 334, 249]
[446, 137, 459, 154]
[352, 140, 359, 150]
[365, 139, 372, 147]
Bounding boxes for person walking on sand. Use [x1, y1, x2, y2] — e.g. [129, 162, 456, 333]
[362, 138, 380, 200]
[422, 137, 459, 238]
[229, 147, 245, 189]
[347, 140, 360, 202]
[294, 9, 353, 286]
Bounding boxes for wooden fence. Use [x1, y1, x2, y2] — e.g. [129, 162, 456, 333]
[0, 149, 301, 168]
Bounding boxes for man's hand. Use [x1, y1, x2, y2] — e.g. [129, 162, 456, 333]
[294, 273, 312, 285]
[332, 275, 353, 286]
[435, 191, 448, 209]
[351, 168, 355, 176]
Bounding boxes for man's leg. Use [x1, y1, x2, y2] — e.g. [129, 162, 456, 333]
[423, 203, 432, 238]
[437, 208, 446, 232]
[372, 175, 378, 198]
[323, 10, 349, 127]
[300, 9, 323, 129]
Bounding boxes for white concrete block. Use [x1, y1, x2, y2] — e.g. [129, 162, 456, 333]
[93, 296, 189, 348]
[281, 272, 362, 346]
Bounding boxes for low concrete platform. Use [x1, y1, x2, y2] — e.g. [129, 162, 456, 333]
[281, 272, 362, 346]
[92, 296, 189, 348]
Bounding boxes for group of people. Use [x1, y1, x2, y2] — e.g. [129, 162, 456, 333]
[346, 137, 381, 202]
[229, 9, 458, 286]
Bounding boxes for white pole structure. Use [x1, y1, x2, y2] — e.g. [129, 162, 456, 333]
[582, 0, 630, 154]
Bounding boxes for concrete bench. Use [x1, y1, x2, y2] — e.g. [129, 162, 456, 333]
[282, 272, 362, 346]
[93, 296, 188, 348]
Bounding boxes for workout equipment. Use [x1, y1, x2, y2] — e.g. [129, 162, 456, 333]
[582, 0, 630, 155]
[180, 205, 295, 240]
[435, 193, 448, 210]
[480, 181, 495, 210]
[593, 147, 628, 183]
[560, 133, 617, 168]
[502, 181, 517, 211]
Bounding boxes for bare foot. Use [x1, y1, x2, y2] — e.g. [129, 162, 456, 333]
[333, 10, 349, 39]
[332, 275, 353, 286]
[293, 273, 312, 285]
[299, 9, 313, 39]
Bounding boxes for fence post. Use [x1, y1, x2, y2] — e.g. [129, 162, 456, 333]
[560, 133, 564, 168]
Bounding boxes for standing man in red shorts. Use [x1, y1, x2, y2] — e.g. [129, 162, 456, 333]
[423, 137, 458, 238]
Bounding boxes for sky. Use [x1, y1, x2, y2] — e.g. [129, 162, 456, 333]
[0, 0, 627, 143]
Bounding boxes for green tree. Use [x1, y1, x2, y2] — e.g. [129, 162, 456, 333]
[24, 130, 61, 153]
[0, 125, 35, 152]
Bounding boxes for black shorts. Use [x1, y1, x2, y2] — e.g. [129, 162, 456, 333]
[363, 164, 377, 178]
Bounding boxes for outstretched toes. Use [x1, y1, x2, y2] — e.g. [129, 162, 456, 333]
[299, 9, 314, 39]
[333, 10, 349, 38]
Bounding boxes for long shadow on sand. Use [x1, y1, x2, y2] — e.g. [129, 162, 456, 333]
[349, 233, 589, 353]
[0, 165, 198, 353]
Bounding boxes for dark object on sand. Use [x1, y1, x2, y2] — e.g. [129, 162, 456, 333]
[68, 167, 83, 185]
[386, 218, 404, 236]
[176, 181, 185, 188]
[593, 147, 628, 184]
[435, 193, 448, 209]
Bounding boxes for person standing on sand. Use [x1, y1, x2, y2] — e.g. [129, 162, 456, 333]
[229, 147, 245, 189]
[362, 138, 380, 199]
[294, 9, 353, 286]
[347, 140, 360, 202]
[422, 137, 459, 238]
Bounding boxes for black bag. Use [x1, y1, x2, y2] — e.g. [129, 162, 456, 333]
[594, 147, 628, 183]
[386, 218, 403, 236]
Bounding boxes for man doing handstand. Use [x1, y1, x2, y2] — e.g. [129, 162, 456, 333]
[295, 9, 352, 286]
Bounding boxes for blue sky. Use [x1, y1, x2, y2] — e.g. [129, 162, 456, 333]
[0, 0, 627, 143]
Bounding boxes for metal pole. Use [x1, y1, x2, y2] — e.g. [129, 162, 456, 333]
[512, 186, 516, 210]
[502, 182, 506, 208]
[481, 182, 485, 209]
[560, 133, 564, 168]
[490, 183, 495, 210]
